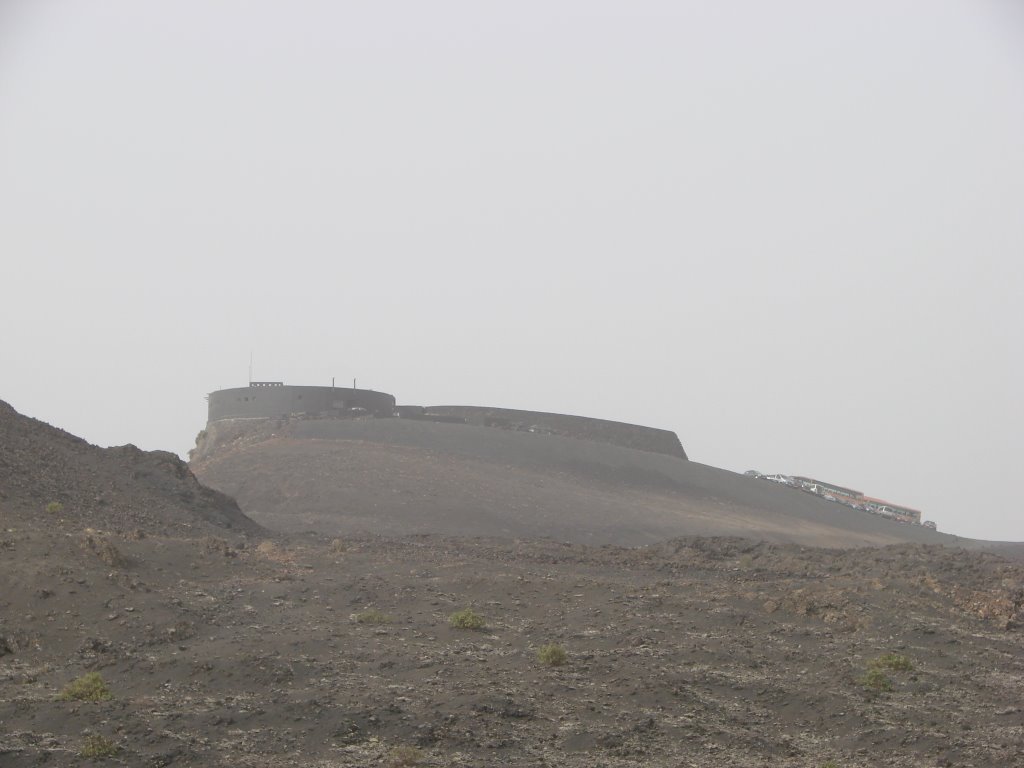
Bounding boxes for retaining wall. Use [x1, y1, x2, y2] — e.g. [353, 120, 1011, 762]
[206, 387, 686, 460]
[422, 405, 687, 459]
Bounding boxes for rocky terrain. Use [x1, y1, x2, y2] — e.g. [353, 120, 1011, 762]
[2, 525, 1023, 767]
[2, 401, 1023, 767]
[0, 400, 260, 537]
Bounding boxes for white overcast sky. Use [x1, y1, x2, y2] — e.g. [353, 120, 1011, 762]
[1, 1, 1022, 541]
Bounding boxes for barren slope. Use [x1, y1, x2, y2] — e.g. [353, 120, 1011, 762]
[0, 400, 261, 537]
[2, 529, 1022, 767]
[191, 418, 983, 549]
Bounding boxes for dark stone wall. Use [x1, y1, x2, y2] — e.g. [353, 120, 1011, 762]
[423, 405, 687, 460]
[206, 388, 686, 460]
[208, 386, 396, 423]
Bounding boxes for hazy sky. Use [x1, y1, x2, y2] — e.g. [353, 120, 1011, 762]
[2, 1, 1022, 541]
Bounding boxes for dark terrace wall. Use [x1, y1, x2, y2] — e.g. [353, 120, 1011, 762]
[208, 385, 396, 423]
[422, 405, 687, 460]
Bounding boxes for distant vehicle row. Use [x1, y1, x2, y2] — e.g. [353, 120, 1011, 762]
[743, 471, 937, 531]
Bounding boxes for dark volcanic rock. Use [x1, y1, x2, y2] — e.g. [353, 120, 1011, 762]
[0, 399, 261, 536]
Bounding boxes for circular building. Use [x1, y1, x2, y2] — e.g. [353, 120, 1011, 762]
[207, 382, 396, 423]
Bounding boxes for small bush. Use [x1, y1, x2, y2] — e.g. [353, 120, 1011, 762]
[354, 609, 391, 625]
[256, 540, 279, 556]
[449, 608, 486, 630]
[255, 540, 293, 564]
[330, 538, 346, 554]
[46, 501, 63, 514]
[536, 643, 567, 666]
[203, 537, 235, 557]
[870, 653, 913, 672]
[80, 734, 119, 758]
[860, 652, 913, 692]
[860, 667, 893, 692]
[387, 745, 425, 767]
[59, 672, 113, 702]
[82, 535, 131, 568]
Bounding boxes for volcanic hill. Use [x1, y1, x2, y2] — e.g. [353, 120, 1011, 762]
[192, 413, 983, 550]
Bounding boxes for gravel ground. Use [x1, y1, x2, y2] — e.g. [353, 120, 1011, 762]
[2, 525, 1022, 767]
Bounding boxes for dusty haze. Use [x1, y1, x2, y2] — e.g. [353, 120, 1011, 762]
[1, 1, 1021, 540]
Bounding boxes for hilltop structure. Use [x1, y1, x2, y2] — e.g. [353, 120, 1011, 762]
[208, 382, 396, 422]
[191, 384, 971, 548]
[205, 382, 688, 460]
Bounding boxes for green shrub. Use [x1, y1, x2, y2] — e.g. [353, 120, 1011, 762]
[860, 652, 913, 692]
[536, 643, 568, 666]
[46, 501, 63, 514]
[80, 734, 119, 758]
[448, 608, 486, 630]
[860, 667, 893, 692]
[58, 672, 112, 702]
[354, 609, 391, 625]
[870, 653, 913, 672]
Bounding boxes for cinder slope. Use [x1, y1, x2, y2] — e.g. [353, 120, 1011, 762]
[2, 531, 1022, 767]
[0, 400, 261, 536]
[191, 418, 991, 549]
